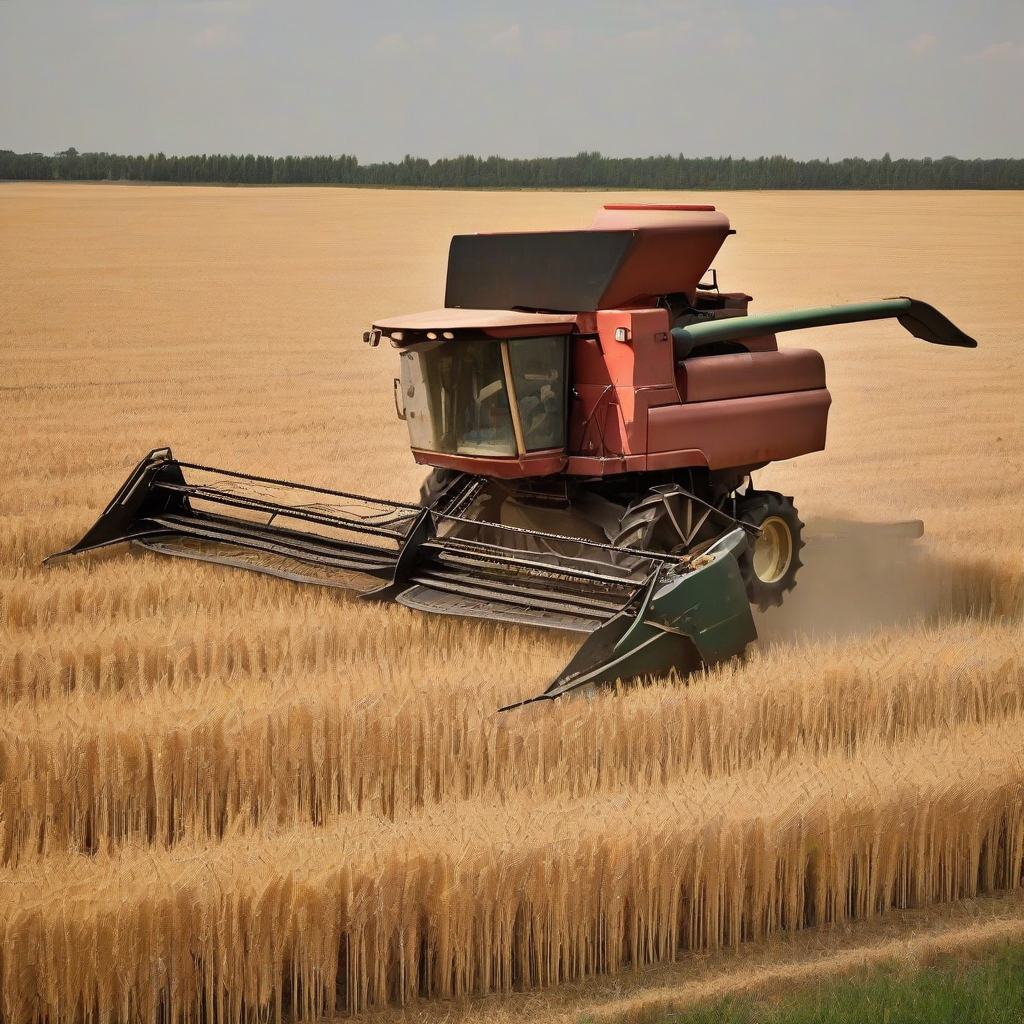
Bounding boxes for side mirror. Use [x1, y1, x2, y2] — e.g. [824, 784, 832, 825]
[393, 378, 406, 420]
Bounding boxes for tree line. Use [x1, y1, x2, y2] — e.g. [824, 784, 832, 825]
[2, 148, 1023, 189]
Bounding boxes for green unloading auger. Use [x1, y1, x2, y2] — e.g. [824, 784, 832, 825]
[671, 296, 976, 357]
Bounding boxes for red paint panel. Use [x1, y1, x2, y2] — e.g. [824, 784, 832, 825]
[572, 337, 613, 388]
[588, 208, 732, 306]
[599, 310, 674, 458]
[641, 385, 682, 408]
[570, 313, 679, 463]
[596, 308, 675, 389]
[677, 348, 826, 403]
[412, 449, 566, 479]
[571, 384, 621, 457]
[648, 389, 832, 469]
[484, 323, 574, 339]
[741, 334, 779, 353]
[602, 204, 717, 212]
[565, 455, 641, 476]
[646, 449, 710, 471]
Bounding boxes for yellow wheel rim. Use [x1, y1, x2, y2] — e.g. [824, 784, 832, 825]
[752, 516, 793, 584]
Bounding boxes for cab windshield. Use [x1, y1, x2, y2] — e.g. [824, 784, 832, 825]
[400, 335, 566, 457]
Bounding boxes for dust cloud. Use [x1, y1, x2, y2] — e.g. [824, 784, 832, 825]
[754, 518, 1020, 643]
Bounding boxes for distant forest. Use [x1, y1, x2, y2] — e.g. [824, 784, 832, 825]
[3, 148, 1023, 189]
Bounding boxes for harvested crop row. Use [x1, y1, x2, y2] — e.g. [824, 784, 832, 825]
[2, 624, 1021, 866]
[0, 580, 570, 705]
[2, 716, 1023, 1021]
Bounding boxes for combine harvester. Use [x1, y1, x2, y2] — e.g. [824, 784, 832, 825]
[51, 205, 975, 707]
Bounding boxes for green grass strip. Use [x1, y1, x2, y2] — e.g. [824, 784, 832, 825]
[606, 941, 1024, 1024]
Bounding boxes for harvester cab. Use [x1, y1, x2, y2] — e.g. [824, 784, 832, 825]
[51, 204, 976, 708]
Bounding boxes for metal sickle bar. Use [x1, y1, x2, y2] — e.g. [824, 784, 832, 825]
[408, 569, 625, 619]
[176, 459, 426, 513]
[155, 480, 415, 541]
[427, 554, 637, 609]
[149, 513, 397, 573]
[403, 539, 645, 629]
[47, 451, 688, 603]
[424, 538, 651, 588]
[44, 449, 421, 566]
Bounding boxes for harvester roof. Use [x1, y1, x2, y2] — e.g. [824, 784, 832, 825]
[371, 307, 577, 341]
[444, 205, 732, 314]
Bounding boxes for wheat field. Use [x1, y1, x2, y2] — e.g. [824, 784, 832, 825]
[1, 183, 1023, 1022]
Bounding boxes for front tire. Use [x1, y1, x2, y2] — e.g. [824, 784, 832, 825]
[736, 491, 804, 611]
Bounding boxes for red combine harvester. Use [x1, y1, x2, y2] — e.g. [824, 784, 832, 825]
[51, 205, 975, 707]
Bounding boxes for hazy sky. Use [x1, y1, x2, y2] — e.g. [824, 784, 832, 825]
[2, 1, 1022, 161]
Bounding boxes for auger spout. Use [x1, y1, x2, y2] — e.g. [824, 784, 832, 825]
[671, 296, 976, 359]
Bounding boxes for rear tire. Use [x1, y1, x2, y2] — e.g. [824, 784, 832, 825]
[612, 485, 729, 555]
[736, 491, 804, 611]
[612, 493, 686, 552]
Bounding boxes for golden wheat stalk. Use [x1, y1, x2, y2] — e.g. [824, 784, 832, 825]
[2, 715, 1023, 1020]
[0, 623, 1019, 866]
